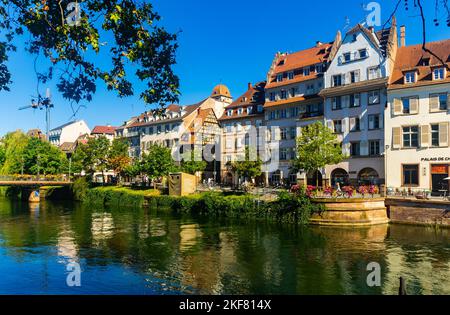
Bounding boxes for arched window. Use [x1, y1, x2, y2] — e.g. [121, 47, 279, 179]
[307, 170, 323, 187]
[358, 168, 379, 185]
[331, 168, 349, 187]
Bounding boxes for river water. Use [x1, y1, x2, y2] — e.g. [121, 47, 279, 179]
[0, 198, 448, 295]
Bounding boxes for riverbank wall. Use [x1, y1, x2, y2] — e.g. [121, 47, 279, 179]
[386, 198, 450, 227]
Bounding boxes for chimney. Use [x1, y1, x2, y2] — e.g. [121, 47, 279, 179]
[316, 41, 322, 47]
[400, 25, 406, 47]
[247, 82, 252, 90]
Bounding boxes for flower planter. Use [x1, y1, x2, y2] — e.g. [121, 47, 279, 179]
[310, 197, 389, 226]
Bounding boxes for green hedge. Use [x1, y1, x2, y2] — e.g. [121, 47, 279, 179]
[75, 184, 322, 225]
[147, 191, 321, 225]
[82, 186, 160, 208]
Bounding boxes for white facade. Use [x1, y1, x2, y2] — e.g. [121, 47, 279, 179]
[386, 84, 450, 194]
[321, 25, 395, 186]
[48, 120, 91, 146]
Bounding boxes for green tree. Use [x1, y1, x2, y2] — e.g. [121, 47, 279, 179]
[71, 142, 89, 175]
[291, 122, 346, 187]
[0, 1, 179, 107]
[140, 144, 178, 187]
[180, 148, 207, 175]
[22, 137, 67, 175]
[0, 141, 6, 170]
[230, 146, 262, 182]
[0, 131, 29, 175]
[71, 136, 110, 181]
[108, 137, 131, 183]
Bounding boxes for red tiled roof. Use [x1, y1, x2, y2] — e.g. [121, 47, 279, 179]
[388, 39, 450, 90]
[266, 42, 333, 89]
[218, 82, 266, 121]
[91, 126, 117, 135]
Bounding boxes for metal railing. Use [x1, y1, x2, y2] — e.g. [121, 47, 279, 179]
[0, 175, 69, 182]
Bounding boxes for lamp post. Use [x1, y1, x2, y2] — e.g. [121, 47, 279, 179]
[384, 145, 390, 196]
[37, 154, 40, 180]
[68, 156, 72, 182]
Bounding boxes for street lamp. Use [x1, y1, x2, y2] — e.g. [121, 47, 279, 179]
[37, 154, 40, 180]
[383, 145, 390, 196]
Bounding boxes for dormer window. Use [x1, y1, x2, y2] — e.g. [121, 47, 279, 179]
[420, 57, 430, 66]
[237, 108, 244, 115]
[281, 90, 287, 99]
[303, 67, 310, 76]
[227, 110, 233, 116]
[352, 34, 357, 42]
[246, 107, 253, 115]
[288, 72, 294, 80]
[405, 71, 416, 84]
[242, 97, 247, 102]
[277, 74, 283, 82]
[433, 67, 445, 80]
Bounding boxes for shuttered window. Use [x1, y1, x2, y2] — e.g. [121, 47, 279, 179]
[421, 125, 430, 147]
[439, 122, 449, 147]
[392, 127, 401, 149]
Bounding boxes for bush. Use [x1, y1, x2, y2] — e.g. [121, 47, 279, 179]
[81, 186, 160, 208]
[71, 177, 90, 201]
[146, 191, 321, 225]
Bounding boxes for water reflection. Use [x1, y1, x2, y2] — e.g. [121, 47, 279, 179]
[0, 198, 448, 295]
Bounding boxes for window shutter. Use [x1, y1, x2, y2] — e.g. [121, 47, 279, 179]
[360, 140, 369, 156]
[341, 74, 346, 85]
[274, 128, 281, 141]
[343, 95, 350, 108]
[421, 125, 430, 148]
[369, 115, 374, 130]
[447, 93, 450, 110]
[429, 94, 439, 112]
[410, 97, 419, 114]
[345, 72, 351, 84]
[439, 122, 449, 147]
[344, 143, 351, 156]
[355, 93, 360, 106]
[350, 117, 356, 131]
[326, 120, 334, 131]
[355, 70, 360, 82]
[393, 98, 402, 115]
[360, 115, 365, 130]
[342, 118, 348, 133]
[392, 127, 401, 149]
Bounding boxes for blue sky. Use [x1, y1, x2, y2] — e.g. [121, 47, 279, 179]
[2, 0, 450, 135]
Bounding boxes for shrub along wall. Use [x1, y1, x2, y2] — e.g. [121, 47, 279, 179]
[82, 186, 161, 208]
[146, 191, 322, 225]
[71, 178, 322, 225]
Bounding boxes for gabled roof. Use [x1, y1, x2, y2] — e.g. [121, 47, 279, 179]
[127, 99, 208, 128]
[341, 23, 394, 58]
[50, 120, 81, 132]
[266, 42, 333, 89]
[91, 125, 116, 135]
[389, 39, 450, 90]
[219, 82, 266, 121]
